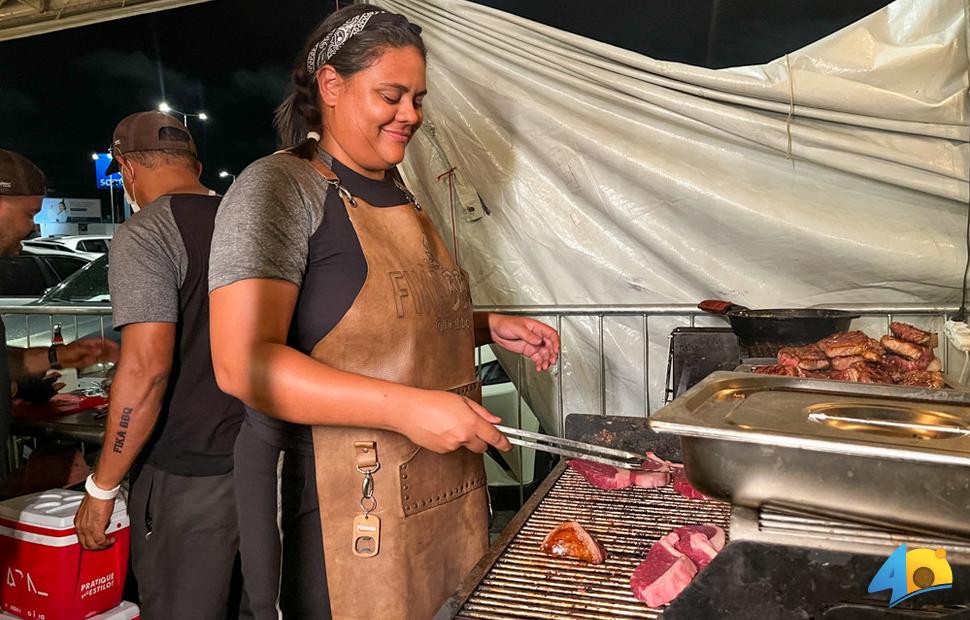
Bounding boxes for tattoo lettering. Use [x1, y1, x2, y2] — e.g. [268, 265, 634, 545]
[112, 407, 133, 453]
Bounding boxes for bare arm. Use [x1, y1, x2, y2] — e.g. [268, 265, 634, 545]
[7, 338, 119, 383]
[5, 347, 49, 381]
[209, 278, 511, 454]
[93, 323, 174, 487]
[74, 323, 173, 550]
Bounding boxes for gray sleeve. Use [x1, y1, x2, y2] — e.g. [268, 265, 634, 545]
[208, 156, 322, 292]
[109, 200, 186, 330]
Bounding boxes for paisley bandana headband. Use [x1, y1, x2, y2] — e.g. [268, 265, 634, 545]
[306, 11, 422, 75]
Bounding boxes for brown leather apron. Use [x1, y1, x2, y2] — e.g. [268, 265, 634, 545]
[307, 159, 488, 619]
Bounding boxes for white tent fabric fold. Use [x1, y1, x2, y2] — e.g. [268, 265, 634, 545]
[376, 0, 969, 426]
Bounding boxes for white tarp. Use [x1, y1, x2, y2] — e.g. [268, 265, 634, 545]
[377, 0, 970, 429]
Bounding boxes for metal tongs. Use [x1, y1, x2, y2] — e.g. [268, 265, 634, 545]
[496, 425, 645, 470]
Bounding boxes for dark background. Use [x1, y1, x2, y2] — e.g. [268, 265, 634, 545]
[0, 0, 890, 207]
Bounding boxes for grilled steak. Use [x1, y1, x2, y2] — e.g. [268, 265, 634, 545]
[890, 322, 937, 347]
[817, 331, 884, 360]
[777, 344, 829, 370]
[749, 325, 943, 389]
[752, 364, 802, 377]
[880, 336, 924, 361]
[630, 531, 697, 607]
[540, 521, 607, 564]
[831, 362, 893, 385]
[880, 354, 919, 381]
[897, 370, 945, 389]
[830, 355, 865, 371]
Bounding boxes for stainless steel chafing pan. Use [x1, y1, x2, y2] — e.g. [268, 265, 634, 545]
[649, 371, 970, 538]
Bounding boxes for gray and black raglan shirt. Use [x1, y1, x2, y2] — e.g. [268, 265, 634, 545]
[109, 193, 244, 476]
[208, 151, 408, 454]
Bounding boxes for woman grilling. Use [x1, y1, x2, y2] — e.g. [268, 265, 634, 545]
[207, 5, 560, 618]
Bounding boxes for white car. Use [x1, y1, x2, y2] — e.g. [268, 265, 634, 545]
[22, 235, 112, 261]
[0, 253, 90, 308]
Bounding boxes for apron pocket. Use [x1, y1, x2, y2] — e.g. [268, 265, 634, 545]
[399, 447, 486, 517]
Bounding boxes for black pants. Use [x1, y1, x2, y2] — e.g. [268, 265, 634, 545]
[234, 421, 330, 619]
[129, 463, 244, 620]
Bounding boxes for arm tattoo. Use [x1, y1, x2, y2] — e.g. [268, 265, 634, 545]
[112, 407, 133, 453]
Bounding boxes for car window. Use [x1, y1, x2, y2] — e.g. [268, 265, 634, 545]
[44, 256, 88, 281]
[0, 256, 48, 297]
[81, 240, 109, 253]
[43, 255, 110, 303]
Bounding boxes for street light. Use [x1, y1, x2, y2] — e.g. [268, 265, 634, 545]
[157, 102, 208, 126]
[218, 170, 236, 183]
[91, 153, 99, 161]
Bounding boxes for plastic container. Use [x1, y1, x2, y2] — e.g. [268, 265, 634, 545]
[0, 600, 139, 620]
[0, 490, 130, 620]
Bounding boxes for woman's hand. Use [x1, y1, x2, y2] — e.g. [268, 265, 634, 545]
[398, 390, 512, 454]
[488, 314, 560, 372]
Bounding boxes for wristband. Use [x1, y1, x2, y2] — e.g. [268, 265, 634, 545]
[48, 345, 62, 370]
[85, 474, 119, 500]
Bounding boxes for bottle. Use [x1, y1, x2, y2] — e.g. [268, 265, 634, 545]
[50, 323, 77, 393]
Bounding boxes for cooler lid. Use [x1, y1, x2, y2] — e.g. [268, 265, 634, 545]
[0, 488, 128, 531]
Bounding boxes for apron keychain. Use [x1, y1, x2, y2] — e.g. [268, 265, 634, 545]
[353, 441, 381, 558]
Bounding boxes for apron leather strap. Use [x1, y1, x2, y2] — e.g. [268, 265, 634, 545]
[354, 441, 378, 470]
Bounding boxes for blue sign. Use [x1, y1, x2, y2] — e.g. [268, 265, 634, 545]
[93, 153, 121, 190]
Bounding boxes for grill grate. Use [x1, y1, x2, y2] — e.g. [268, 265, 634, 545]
[457, 468, 732, 619]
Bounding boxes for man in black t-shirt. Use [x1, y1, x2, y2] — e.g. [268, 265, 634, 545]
[72, 113, 245, 620]
[0, 149, 118, 473]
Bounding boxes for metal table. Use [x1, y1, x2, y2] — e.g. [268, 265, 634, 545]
[12, 409, 106, 444]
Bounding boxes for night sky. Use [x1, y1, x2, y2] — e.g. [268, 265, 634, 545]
[0, 0, 890, 204]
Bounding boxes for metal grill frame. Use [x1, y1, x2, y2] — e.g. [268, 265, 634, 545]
[436, 463, 732, 619]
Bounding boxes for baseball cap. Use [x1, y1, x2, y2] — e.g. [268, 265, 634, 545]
[0, 149, 46, 196]
[106, 111, 198, 174]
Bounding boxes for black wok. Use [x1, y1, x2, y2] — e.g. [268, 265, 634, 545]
[697, 299, 859, 345]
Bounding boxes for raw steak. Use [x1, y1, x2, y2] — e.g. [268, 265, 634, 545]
[777, 344, 829, 370]
[817, 331, 884, 361]
[643, 452, 675, 470]
[890, 322, 938, 347]
[897, 370, 945, 389]
[831, 362, 893, 385]
[569, 458, 670, 490]
[632, 469, 670, 488]
[880, 336, 924, 361]
[672, 525, 726, 567]
[630, 532, 698, 607]
[677, 524, 726, 551]
[671, 467, 711, 501]
[568, 459, 632, 490]
[540, 521, 607, 564]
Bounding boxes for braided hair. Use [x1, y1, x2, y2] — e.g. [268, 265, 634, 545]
[275, 4, 427, 160]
